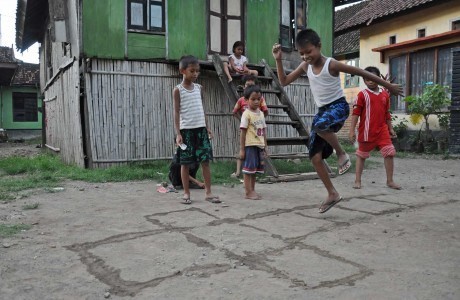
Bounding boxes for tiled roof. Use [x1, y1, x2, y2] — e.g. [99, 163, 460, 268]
[11, 63, 40, 86]
[334, 1, 370, 56]
[0, 46, 17, 63]
[336, 0, 440, 34]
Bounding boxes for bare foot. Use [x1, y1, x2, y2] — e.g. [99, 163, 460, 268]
[353, 181, 361, 189]
[387, 182, 402, 190]
[228, 77, 233, 82]
[245, 192, 261, 200]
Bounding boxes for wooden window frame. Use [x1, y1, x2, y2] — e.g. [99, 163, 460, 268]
[12, 92, 38, 122]
[280, 0, 307, 51]
[389, 35, 397, 45]
[207, 0, 245, 55]
[127, 0, 165, 34]
[417, 28, 426, 38]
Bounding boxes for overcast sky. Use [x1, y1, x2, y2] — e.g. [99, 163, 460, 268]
[0, 0, 39, 63]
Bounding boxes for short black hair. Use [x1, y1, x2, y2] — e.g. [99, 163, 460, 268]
[295, 29, 321, 48]
[232, 41, 245, 53]
[242, 74, 257, 84]
[179, 55, 199, 70]
[364, 66, 381, 77]
[244, 85, 261, 100]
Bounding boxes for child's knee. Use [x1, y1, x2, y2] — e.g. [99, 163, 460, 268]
[355, 150, 370, 159]
[380, 145, 396, 158]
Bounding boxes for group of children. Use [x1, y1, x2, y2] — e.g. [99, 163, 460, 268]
[173, 29, 403, 212]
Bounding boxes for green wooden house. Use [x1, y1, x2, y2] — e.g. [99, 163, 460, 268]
[0, 46, 40, 140]
[16, 0, 346, 168]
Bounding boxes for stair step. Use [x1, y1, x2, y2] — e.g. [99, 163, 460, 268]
[266, 136, 309, 146]
[266, 120, 300, 126]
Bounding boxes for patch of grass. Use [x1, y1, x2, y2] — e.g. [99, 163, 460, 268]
[0, 223, 32, 237]
[0, 191, 16, 202]
[22, 202, 40, 210]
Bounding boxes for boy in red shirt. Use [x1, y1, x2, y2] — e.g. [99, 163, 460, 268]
[349, 66, 401, 190]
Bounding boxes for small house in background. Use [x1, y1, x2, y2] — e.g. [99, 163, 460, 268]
[0, 46, 40, 141]
[15, 0, 351, 168]
[334, 0, 460, 153]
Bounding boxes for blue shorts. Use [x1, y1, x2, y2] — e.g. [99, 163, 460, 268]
[179, 127, 213, 165]
[242, 146, 265, 175]
[309, 97, 349, 159]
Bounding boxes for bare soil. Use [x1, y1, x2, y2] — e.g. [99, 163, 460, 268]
[0, 143, 459, 299]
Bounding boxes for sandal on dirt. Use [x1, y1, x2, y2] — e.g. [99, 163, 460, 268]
[182, 196, 192, 205]
[338, 154, 351, 175]
[205, 196, 221, 203]
[318, 197, 343, 214]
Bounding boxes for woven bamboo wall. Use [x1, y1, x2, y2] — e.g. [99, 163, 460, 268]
[85, 59, 316, 168]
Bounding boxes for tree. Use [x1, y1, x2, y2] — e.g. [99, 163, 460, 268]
[404, 83, 451, 145]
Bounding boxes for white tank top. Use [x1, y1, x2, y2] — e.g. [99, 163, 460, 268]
[177, 83, 206, 129]
[306, 57, 344, 107]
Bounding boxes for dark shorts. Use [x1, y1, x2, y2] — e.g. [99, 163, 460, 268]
[309, 97, 349, 159]
[242, 146, 265, 175]
[179, 127, 213, 165]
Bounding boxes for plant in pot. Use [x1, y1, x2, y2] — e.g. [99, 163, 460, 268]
[404, 83, 451, 153]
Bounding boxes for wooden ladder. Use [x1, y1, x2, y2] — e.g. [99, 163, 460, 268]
[212, 54, 333, 180]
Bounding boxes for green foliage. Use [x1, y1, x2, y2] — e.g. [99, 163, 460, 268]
[404, 84, 451, 117]
[438, 113, 450, 131]
[404, 83, 451, 144]
[391, 115, 409, 137]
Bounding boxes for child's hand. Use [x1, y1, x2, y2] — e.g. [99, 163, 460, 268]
[389, 128, 397, 139]
[176, 134, 183, 146]
[272, 44, 282, 60]
[207, 130, 213, 140]
[349, 131, 356, 143]
[239, 149, 245, 160]
[387, 83, 404, 97]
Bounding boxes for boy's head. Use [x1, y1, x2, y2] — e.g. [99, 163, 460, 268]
[232, 41, 245, 54]
[244, 84, 261, 100]
[295, 29, 321, 49]
[179, 55, 199, 70]
[242, 74, 257, 87]
[363, 66, 380, 90]
[179, 55, 200, 81]
[364, 66, 381, 77]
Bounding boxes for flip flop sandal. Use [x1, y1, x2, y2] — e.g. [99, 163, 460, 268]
[182, 197, 192, 205]
[338, 154, 351, 175]
[205, 196, 221, 203]
[318, 197, 343, 214]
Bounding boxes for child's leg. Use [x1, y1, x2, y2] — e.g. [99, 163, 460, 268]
[236, 158, 242, 176]
[354, 155, 366, 189]
[223, 62, 233, 82]
[381, 145, 401, 189]
[249, 69, 258, 76]
[244, 174, 259, 200]
[181, 164, 191, 198]
[311, 152, 341, 206]
[316, 131, 348, 165]
[201, 161, 213, 197]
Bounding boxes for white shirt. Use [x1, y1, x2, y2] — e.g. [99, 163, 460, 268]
[177, 83, 206, 129]
[306, 57, 344, 107]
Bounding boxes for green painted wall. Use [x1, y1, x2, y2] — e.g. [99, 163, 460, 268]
[127, 33, 166, 59]
[0, 87, 41, 130]
[307, 0, 334, 57]
[246, 0, 280, 66]
[167, 0, 207, 60]
[82, 0, 125, 59]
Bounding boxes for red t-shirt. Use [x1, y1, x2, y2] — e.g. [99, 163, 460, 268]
[233, 96, 268, 114]
[352, 88, 391, 142]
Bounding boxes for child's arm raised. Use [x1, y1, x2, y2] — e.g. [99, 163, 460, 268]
[173, 87, 182, 145]
[329, 60, 404, 96]
[272, 43, 306, 86]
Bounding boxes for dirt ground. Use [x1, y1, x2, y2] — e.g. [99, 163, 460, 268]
[0, 143, 459, 299]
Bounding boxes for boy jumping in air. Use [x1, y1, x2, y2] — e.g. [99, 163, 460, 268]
[173, 55, 220, 204]
[349, 66, 401, 190]
[272, 29, 403, 213]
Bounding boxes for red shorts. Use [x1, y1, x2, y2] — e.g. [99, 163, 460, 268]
[356, 130, 395, 158]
